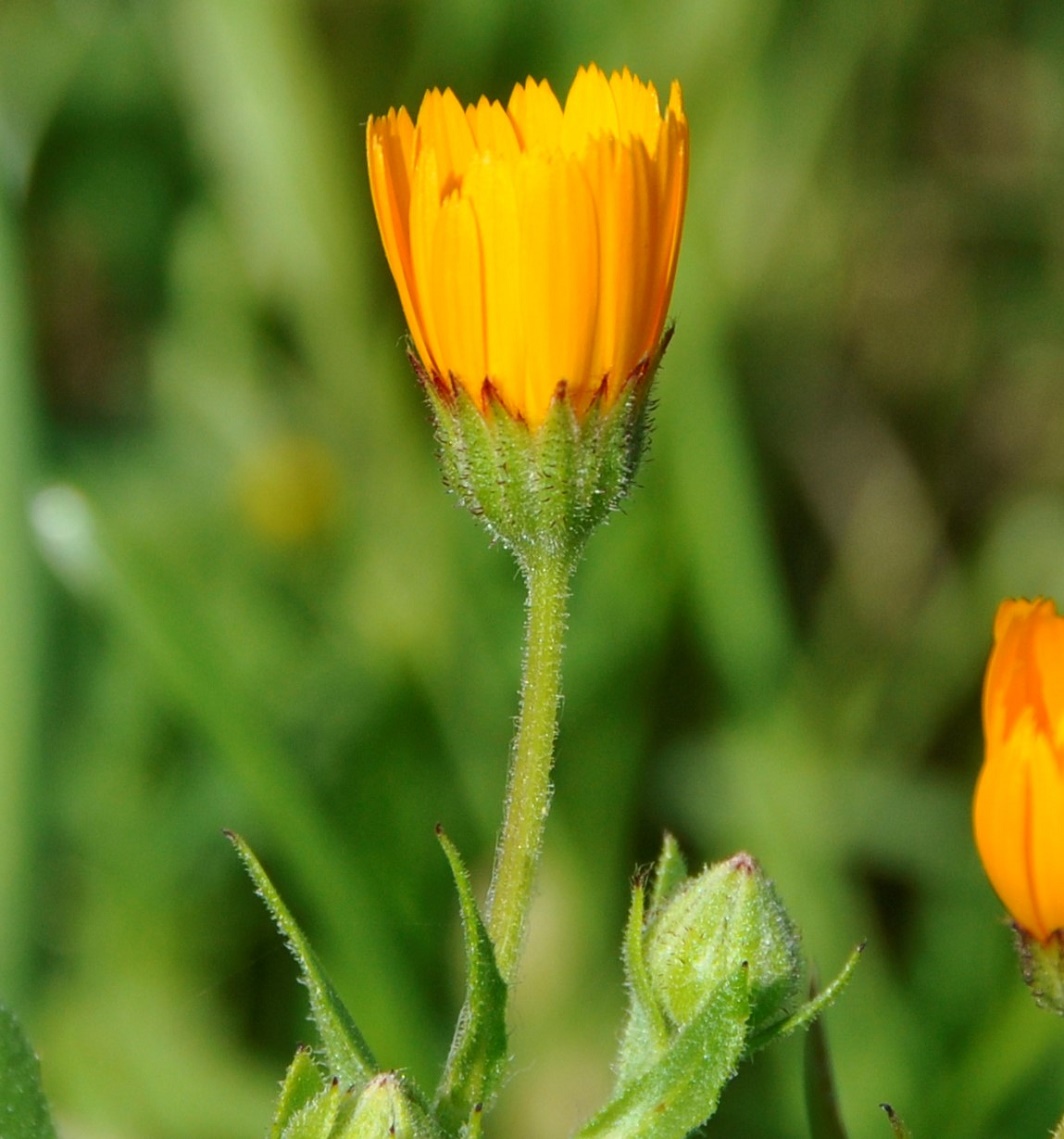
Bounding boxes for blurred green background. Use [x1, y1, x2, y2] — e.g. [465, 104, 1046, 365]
[3, 1, 1064, 1136]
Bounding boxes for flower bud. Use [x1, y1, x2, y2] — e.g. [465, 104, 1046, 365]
[975, 598, 1064, 945]
[643, 852, 802, 1032]
[337, 1072, 438, 1139]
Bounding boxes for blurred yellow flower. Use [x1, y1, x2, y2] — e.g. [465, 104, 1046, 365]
[975, 597, 1064, 942]
[235, 436, 339, 546]
[367, 64, 688, 428]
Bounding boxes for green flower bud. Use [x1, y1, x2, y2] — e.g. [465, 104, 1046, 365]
[337, 1072, 439, 1139]
[644, 852, 802, 1032]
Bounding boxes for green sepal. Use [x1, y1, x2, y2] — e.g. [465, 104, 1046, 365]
[412, 332, 669, 572]
[227, 832, 377, 1089]
[271, 1046, 329, 1139]
[803, 994, 849, 1139]
[433, 827, 508, 1136]
[745, 943, 863, 1056]
[0, 1003, 59, 1139]
[1014, 924, 1064, 1015]
[647, 833, 687, 915]
[881, 1104, 913, 1138]
[574, 964, 750, 1139]
[615, 875, 670, 1090]
[280, 1077, 362, 1139]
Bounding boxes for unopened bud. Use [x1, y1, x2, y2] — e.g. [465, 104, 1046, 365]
[337, 1072, 437, 1139]
[644, 852, 802, 1031]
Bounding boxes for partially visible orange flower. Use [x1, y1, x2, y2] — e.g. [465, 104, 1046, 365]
[367, 64, 688, 428]
[975, 598, 1064, 942]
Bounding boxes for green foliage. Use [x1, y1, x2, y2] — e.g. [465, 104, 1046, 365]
[433, 830, 509, 1136]
[575, 966, 750, 1139]
[0, 1004, 58, 1139]
[230, 834, 377, 1091]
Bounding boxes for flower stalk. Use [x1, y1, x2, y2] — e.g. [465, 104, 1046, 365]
[486, 547, 573, 984]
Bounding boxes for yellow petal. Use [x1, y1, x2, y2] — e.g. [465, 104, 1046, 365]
[609, 67, 663, 153]
[507, 77, 564, 153]
[428, 191, 486, 393]
[367, 65, 689, 426]
[561, 63, 619, 155]
[462, 156, 524, 406]
[975, 713, 1042, 936]
[466, 96, 521, 160]
[367, 109, 434, 371]
[416, 87, 477, 194]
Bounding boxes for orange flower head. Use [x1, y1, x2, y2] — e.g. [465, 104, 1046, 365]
[366, 64, 689, 429]
[975, 598, 1064, 942]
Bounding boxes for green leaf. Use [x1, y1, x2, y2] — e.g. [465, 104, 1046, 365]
[575, 965, 750, 1139]
[647, 833, 687, 916]
[881, 1104, 913, 1138]
[745, 942, 863, 1056]
[433, 827, 508, 1135]
[228, 832, 377, 1089]
[803, 991, 849, 1139]
[615, 875, 670, 1090]
[271, 1046, 328, 1139]
[0, 1003, 58, 1139]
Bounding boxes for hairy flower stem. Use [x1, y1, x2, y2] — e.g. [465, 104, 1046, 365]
[486, 548, 574, 986]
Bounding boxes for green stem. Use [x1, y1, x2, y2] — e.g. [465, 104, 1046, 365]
[486, 548, 574, 985]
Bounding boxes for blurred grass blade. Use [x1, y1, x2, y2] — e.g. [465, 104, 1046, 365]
[0, 187, 39, 1004]
[434, 827, 507, 1132]
[0, 1004, 58, 1139]
[229, 832, 377, 1090]
[881, 1104, 912, 1138]
[30, 483, 431, 1060]
[803, 987, 849, 1139]
[663, 337, 794, 709]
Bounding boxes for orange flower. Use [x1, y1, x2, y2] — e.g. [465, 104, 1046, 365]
[975, 598, 1064, 942]
[366, 64, 688, 428]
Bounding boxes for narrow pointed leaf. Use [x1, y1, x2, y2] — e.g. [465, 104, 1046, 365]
[615, 876, 670, 1089]
[575, 965, 750, 1139]
[434, 828, 508, 1133]
[746, 943, 863, 1056]
[648, 833, 687, 915]
[0, 1004, 58, 1139]
[228, 832, 377, 1088]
